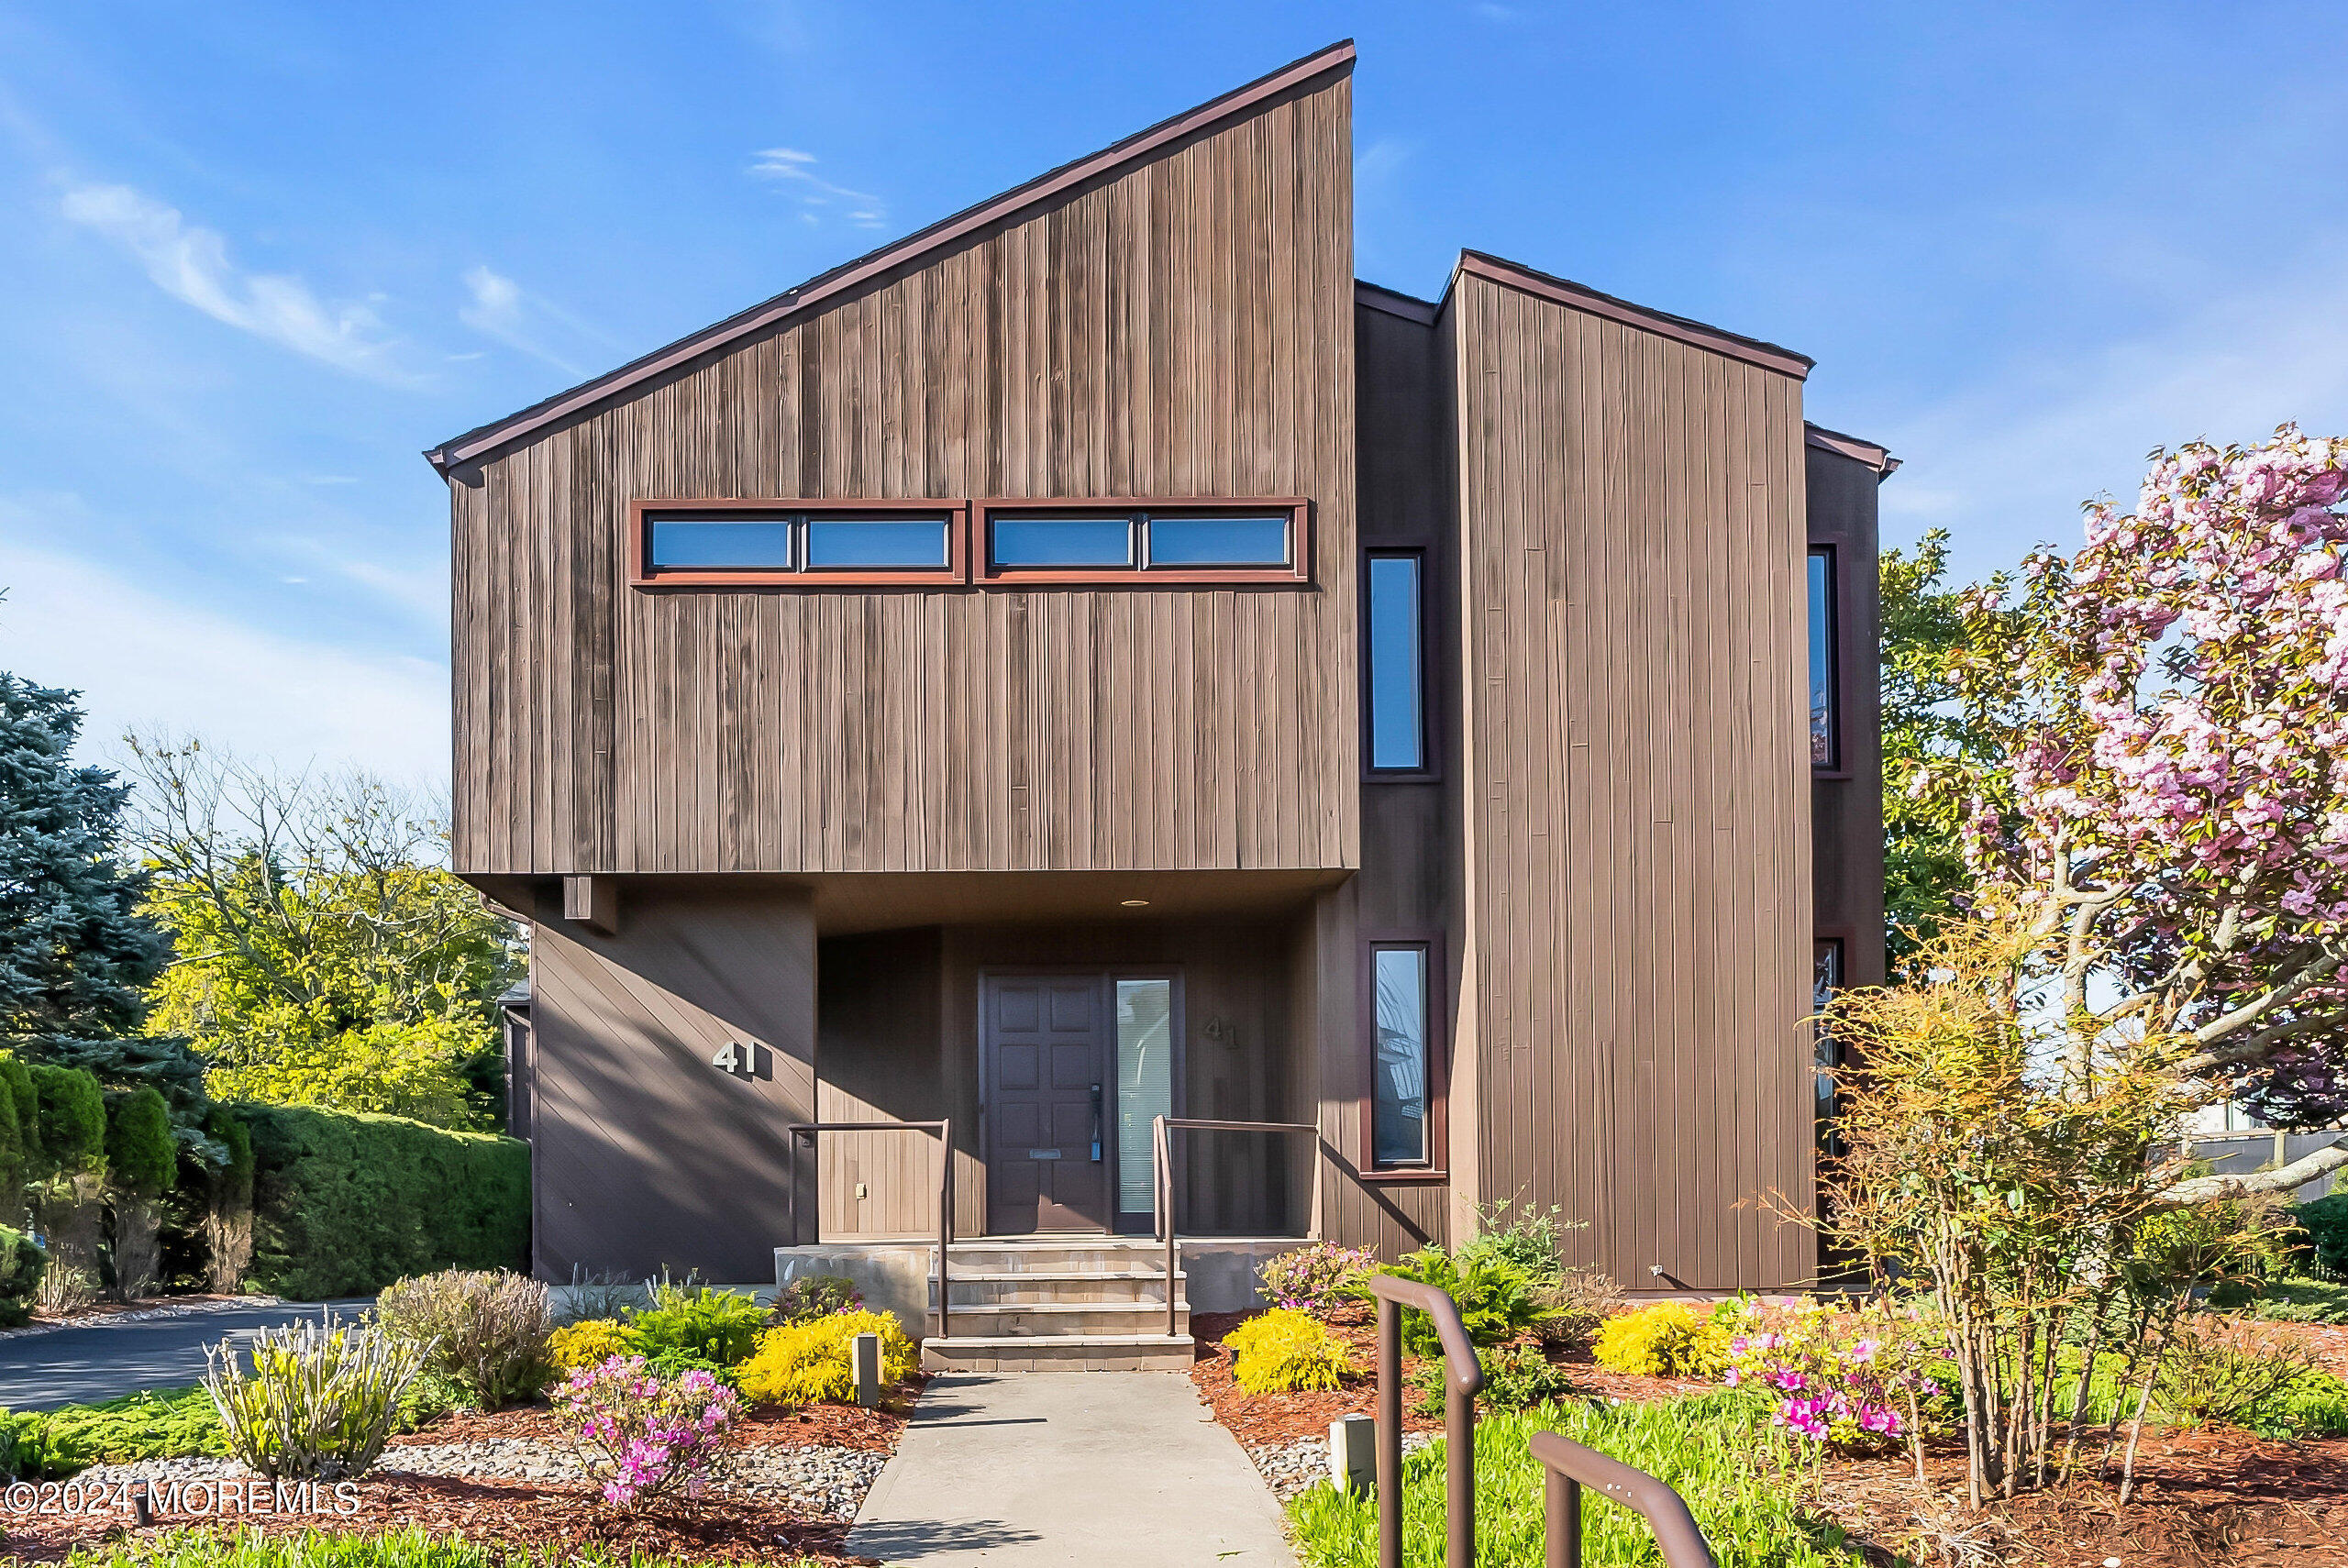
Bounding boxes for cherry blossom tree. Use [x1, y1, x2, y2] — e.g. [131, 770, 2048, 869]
[1927, 425, 2348, 1200]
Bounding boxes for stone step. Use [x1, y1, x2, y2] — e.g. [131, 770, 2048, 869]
[931, 1269, 1183, 1306]
[937, 1241, 1173, 1275]
[920, 1332, 1196, 1374]
[936, 1300, 1191, 1337]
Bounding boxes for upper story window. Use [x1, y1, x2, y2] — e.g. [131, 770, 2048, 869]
[631, 500, 966, 588]
[976, 500, 1309, 584]
[1809, 547, 1839, 769]
[1363, 549, 1427, 774]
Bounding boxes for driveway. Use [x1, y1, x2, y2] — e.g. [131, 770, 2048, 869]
[0, 1299, 374, 1412]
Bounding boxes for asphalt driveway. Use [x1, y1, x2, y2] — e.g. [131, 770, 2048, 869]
[0, 1299, 374, 1411]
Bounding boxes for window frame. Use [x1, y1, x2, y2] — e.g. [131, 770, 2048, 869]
[1808, 544, 1844, 775]
[972, 498, 1312, 586]
[1357, 933, 1447, 1182]
[1360, 546, 1435, 780]
[1813, 933, 1847, 1164]
[629, 498, 969, 588]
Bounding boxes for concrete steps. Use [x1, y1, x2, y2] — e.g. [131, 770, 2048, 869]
[921, 1238, 1195, 1372]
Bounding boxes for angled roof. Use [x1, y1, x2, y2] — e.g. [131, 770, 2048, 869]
[1450, 250, 1813, 380]
[1803, 422, 1899, 476]
[426, 40, 1357, 475]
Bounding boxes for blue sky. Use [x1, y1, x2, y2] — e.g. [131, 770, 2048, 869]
[4, 1, 2344, 781]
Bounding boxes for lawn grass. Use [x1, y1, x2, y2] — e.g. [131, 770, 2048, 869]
[1287, 1391, 1874, 1568]
[63, 1528, 804, 1568]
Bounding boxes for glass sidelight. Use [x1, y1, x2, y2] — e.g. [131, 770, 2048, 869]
[1114, 978, 1174, 1215]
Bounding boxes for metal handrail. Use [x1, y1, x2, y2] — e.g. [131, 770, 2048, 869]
[1368, 1275, 1485, 1568]
[784, 1120, 954, 1340]
[1529, 1431, 1717, 1568]
[1151, 1115, 1324, 1337]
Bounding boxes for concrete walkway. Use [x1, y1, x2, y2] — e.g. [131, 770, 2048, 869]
[0, 1300, 374, 1411]
[848, 1373, 1294, 1566]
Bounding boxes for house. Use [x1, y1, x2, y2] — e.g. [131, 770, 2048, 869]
[432, 40, 1889, 1367]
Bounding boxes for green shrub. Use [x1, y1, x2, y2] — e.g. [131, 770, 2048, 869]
[1379, 1247, 1552, 1358]
[737, 1310, 918, 1404]
[105, 1088, 175, 1197]
[0, 1053, 26, 1205]
[242, 1104, 527, 1298]
[0, 1227, 44, 1328]
[2293, 1194, 2348, 1279]
[373, 1269, 554, 1409]
[1412, 1344, 1576, 1415]
[1456, 1199, 1586, 1286]
[1224, 1308, 1353, 1394]
[0, 1386, 227, 1480]
[1287, 1393, 1867, 1568]
[29, 1065, 105, 1180]
[205, 1316, 425, 1479]
[643, 1349, 740, 1391]
[2233, 1275, 2348, 1323]
[629, 1281, 767, 1366]
[2248, 1369, 2348, 1440]
[1593, 1301, 1725, 1377]
[770, 1274, 862, 1324]
[2154, 1317, 2319, 1429]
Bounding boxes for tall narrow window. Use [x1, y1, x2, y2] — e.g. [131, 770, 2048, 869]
[1364, 550, 1427, 772]
[1809, 547, 1839, 768]
[1369, 944, 1432, 1168]
[1814, 938, 1844, 1160]
[1114, 978, 1174, 1217]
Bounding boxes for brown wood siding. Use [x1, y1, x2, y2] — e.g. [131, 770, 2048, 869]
[525, 885, 817, 1283]
[449, 76, 1357, 879]
[1449, 271, 1817, 1291]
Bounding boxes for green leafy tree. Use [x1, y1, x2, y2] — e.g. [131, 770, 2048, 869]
[103, 1086, 173, 1298]
[1877, 530, 2022, 966]
[0, 676, 169, 1039]
[127, 736, 521, 1131]
[27, 1062, 106, 1285]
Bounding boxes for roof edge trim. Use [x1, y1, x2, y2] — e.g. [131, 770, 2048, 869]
[1804, 421, 1899, 476]
[1354, 279, 1440, 325]
[426, 39, 1358, 474]
[1452, 251, 1814, 380]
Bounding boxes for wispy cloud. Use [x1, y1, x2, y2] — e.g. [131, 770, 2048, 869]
[458, 263, 612, 376]
[748, 147, 887, 229]
[58, 182, 418, 385]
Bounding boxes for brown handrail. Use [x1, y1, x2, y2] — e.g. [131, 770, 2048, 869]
[1151, 1115, 1324, 1337]
[1368, 1275, 1485, 1568]
[785, 1120, 954, 1341]
[1529, 1430, 1718, 1568]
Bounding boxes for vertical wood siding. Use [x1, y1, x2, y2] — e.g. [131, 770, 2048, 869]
[450, 78, 1357, 878]
[1449, 273, 1817, 1290]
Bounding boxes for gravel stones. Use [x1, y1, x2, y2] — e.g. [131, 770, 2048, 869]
[1245, 1430, 1434, 1503]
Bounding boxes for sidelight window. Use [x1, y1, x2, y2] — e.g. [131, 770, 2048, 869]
[1114, 978, 1174, 1217]
[1364, 941, 1443, 1173]
[1814, 938, 1844, 1159]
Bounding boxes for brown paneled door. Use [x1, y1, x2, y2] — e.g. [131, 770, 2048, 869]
[982, 977, 1112, 1234]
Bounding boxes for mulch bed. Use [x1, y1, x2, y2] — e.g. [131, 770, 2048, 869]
[0, 1388, 930, 1565]
[0, 1474, 872, 1565]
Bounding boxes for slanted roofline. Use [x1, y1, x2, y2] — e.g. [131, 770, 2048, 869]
[1450, 250, 1814, 381]
[426, 39, 1358, 475]
[1804, 421, 1899, 476]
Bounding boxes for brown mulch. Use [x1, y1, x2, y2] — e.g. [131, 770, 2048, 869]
[27, 1294, 253, 1327]
[0, 1474, 872, 1565]
[1817, 1429, 2348, 1567]
[384, 1386, 921, 1453]
[2267, 1319, 2348, 1381]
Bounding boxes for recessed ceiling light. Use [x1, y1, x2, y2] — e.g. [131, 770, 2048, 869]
[1120, 899, 1150, 908]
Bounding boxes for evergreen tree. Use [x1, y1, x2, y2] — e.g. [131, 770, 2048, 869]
[0, 676, 168, 1038]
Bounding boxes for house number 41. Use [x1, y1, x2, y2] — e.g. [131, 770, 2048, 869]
[711, 1041, 761, 1078]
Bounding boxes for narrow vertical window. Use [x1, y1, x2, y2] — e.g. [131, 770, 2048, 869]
[1370, 945, 1431, 1167]
[1809, 547, 1839, 768]
[1814, 938, 1844, 1160]
[1114, 978, 1173, 1217]
[1365, 550, 1427, 772]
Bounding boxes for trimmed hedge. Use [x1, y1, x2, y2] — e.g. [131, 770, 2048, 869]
[2298, 1193, 2348, 1279]
[243, 1104, 528, 1299]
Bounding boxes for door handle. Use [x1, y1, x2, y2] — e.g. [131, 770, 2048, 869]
[1090, 1083, 1103, 1163]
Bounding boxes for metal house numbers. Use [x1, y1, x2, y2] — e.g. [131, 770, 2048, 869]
[710, 1040, 762, 1079]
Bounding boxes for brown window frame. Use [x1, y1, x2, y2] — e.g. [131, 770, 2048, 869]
[973, 498, 1312, 586]
[629, 498, 969, 588]
[1357, 933, 1447, 1183]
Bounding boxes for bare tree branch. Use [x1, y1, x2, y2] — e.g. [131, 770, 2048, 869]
[2157, 1136, 2348, 1206]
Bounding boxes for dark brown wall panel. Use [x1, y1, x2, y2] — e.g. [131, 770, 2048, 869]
[1449, 272, 1817, 1291]
[526, 886, 817, 1282]
[451, 76, 1357, 878]
[1807, 445, 1888, 991]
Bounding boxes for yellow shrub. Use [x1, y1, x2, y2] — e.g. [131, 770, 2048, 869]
[1593, 1303, 1716, 1376]
[548, 1318, 637, 1371]
[1224, 1308, 1352, 1395]
[736, 1310, 916, 1405]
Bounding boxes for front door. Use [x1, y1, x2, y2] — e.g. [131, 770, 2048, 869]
[982, 976, 1112, 1233]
